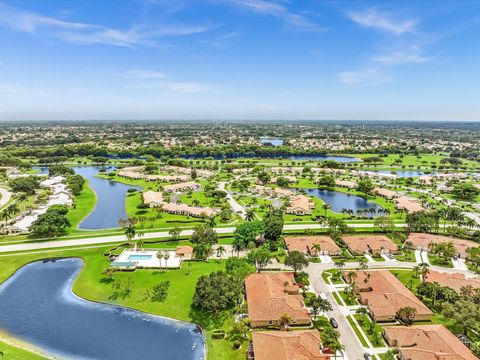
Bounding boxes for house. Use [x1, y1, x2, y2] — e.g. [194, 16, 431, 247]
[175, 245, 193, 260]
[424, 270, 480, 294]
[383, 325, 477, 360]
[395, 196, 425, 213]
[250, 330, 329, 360]
[286, 195, 315, 215]
[40, 176, 66, 187]
[162, 181, 200, 193]
[284, 236, 341, 256]
[144, 175, 189, 182]
[335, 179, 357, 188]
[407, 233, 479, 259]
[373, 187, 399, 200]
[342, 235, 398, 255]
[162, 203, 218, 218]
[142, 190, 164, 207]
[245, 272, 311, 328]
[349, 270, 432, 322]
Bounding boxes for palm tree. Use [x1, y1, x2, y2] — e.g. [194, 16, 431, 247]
[278, 313, 293, 330]
[216, 245, 226, 258]
[329, 339, 344, 360]
[156, 251, 164, 270]
[311, 243, 322, 256]
[345, 271, 357, 286]
[245, 208, 255, 222]
[163, 252, 170, 271]
[322, 203, 331, 216]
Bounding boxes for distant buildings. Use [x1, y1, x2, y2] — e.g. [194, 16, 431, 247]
[384, 325, 477, 360]
[348, 270, 432, 322]
[162, 181, 200, 193]
[245, 272, 310, 328]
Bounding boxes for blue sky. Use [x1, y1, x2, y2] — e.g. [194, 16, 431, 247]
[0, 0, 479, 121]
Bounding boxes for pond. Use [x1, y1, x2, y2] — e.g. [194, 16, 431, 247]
[373, 170, 434, 177]
[73, 166, 142, 230]
[302, 188, 383, 216]
[0, 258, 205, 360]
[260, 137, 284, 146]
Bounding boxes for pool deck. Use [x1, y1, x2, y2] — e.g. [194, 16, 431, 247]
[113, 250, 181, 269]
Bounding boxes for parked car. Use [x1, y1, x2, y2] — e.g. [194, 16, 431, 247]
[364, 353, 373, 360]
[329, 318, 338, 328]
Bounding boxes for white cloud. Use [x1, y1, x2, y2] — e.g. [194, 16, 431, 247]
[373, 46, 432, 64]
[347, 8, 417, 35]
[123, 70, 167, 79]
[0, 2, 213, 47]
[229, 0, 324, 31]
[338, 68, 390, 86]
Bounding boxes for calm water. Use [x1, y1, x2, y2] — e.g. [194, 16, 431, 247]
[303, 188, 383, 216]
[374, 170, 431, 177]
[184, 153, 359, 162]
[260, 137, 284, 146]
[0, 259, 205, 360]
[74, 166, 141, 230]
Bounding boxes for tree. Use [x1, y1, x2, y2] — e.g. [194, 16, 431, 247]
[317, 175, 336, 188]
[149, 281, 170, 302]
[247, 245, 272, 272]
[225, 257, 254, 282]
[216, 245, 226, 258]
[442, 299, 480, 335]
[193, 271, 243, 313]
[278, 313, 293, 330]
[9, 176, 40, 195]
[374, 216, 395, 233]
[245, 208, 256, 222]
[191, 224, 218, 259]
[168, 227, 181, 240]
[262, 207, 284, 243]
[452, 183, 480, 201]
[306, 295, 332, 319]
[356, 179, 374, 194]
[257, 171, 271, 185]
[285, 251, 309, 275]
[48, 165, 74, 177]
[396, 306, 417, 325]
[29, 205, 71, 237]
[233, 221, 264, 252]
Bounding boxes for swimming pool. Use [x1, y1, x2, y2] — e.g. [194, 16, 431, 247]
[128, 254, 153, 261]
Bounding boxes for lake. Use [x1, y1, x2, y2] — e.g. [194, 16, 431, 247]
[0, 258, 205, 360]
[73, 166, 142, 230]
[302, 188, 383, 216]
[374, 170, 433, 177]
[260, 137, 284, 146]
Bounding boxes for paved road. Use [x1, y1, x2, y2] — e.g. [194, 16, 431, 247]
[0, 187, 12, 208]
[0, 223, 400, 253]
[307, 267, 365, 360]
[218, 182, 247, 219]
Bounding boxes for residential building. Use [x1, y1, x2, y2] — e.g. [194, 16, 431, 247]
[284, 236, 341, 256]
[342, 235, 398, 255]
[425, 270, 480, 294]
[373, 187, 399, 200]
[395, 196, 425, 213]
[335, 179, 357, 188]
[407, 233, 479, 259]
[245, 272, 311, 328]
[162, 181, 200, 193]
[384, 325, 477, 360]
[142, 191, 164, 207]
[286, 195, 315, 215]
[250, 330, 329, 360]
[349, 270, 432, 322]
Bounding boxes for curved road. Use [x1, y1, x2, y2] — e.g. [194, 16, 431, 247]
[0, 223, 405, 253]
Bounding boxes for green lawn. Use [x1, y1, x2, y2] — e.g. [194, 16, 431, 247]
[0, 340, 46, 359]
[389, 269, 420, 292]
[427, 254, 453, 268]
[346, 315, 369, 347]
[322, 269, 344, 284]
[339, 289, 357, 306]
[180, 191, 215, 207]
[332, 291, 343, 306]
[67, 180, 97, 229]
[354, 314, 386, 347]
[0, 247, 245, 360]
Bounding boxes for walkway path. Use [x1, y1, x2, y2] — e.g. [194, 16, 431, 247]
[0, 187, 12, 208]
